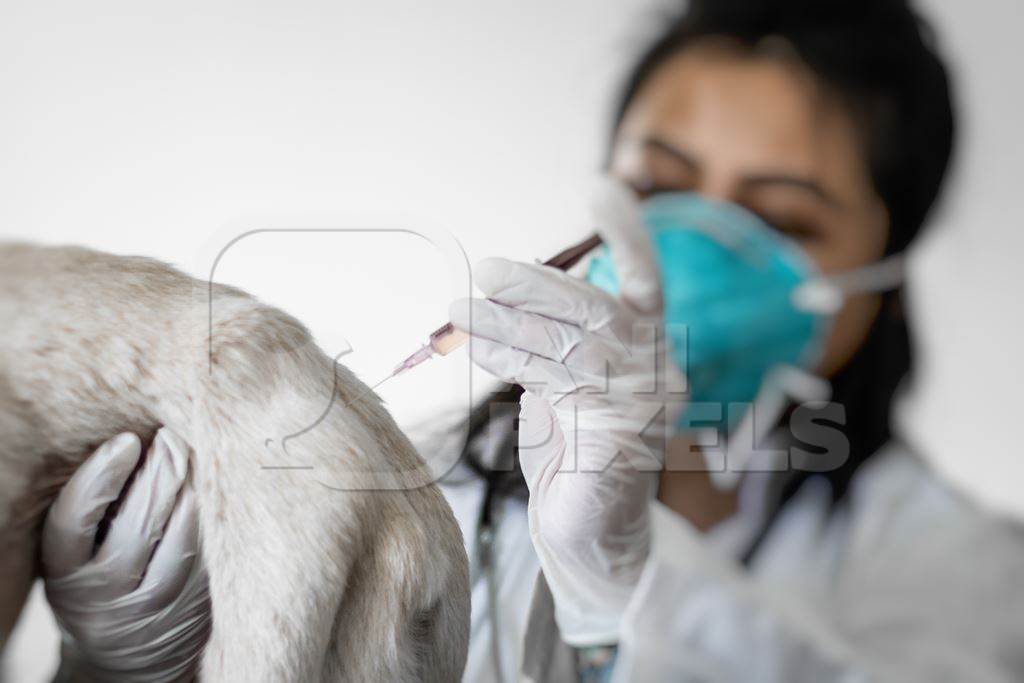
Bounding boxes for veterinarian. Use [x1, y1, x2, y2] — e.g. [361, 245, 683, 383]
[439, 0, 1024, 681]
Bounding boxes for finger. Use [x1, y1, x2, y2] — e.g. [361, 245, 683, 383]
[449, 297, 584, 365]
[42, 432, 142, 579]
[466, 336, 582, 397]
[136, 477, 201, 609]
[472, 257, 620, 331]
[590, 175, 662, 314]
[93, 428, 189, 595]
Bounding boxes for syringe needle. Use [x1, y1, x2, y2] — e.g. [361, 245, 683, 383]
[391, 343, 437, 379]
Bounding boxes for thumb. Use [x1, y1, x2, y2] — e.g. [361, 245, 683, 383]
[42, 433, 143, 579]
[589, 175, 662, 314]
[517, 392, 565, 491]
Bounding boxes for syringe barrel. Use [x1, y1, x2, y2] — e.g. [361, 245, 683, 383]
[428, 323, 470, 356]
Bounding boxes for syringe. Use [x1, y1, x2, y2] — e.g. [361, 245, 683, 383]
[387, 232, 604, 382]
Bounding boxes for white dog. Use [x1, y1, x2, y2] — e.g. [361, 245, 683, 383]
[0, 243, 470, 681]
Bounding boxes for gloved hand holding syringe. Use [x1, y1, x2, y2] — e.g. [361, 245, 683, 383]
[383, 232, 604, 383]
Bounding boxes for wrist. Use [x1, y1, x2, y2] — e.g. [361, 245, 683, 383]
[52, 641, 101, 683]
[52, 637, 199, 683]
[529, 508, 643, 646]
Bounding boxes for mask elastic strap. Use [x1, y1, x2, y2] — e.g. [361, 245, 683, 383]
[791, 253, 907, 315]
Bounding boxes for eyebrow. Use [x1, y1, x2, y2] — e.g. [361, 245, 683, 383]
[640, 136, 843, 209]
[740, 174, 843, 209]
[642, 137, 701, 173]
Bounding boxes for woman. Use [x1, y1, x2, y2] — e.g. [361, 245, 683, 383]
[440, 0, 1024, 681]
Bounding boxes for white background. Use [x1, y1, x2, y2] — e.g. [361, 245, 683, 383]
[2, 1, 1021, 680]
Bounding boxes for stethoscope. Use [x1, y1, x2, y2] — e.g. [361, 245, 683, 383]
[476, 473, 506, 683]
[465, 409, 521, 683]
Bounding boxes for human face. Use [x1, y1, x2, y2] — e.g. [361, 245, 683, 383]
[611, 41, 889, 377]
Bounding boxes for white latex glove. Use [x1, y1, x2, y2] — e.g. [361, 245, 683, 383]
[42, 428, 211, 683]
[449, 177, 685, 646]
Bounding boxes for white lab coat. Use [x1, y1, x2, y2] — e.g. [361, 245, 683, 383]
[428, 409, 541, 683]
[440, 473, 538, 683]
[435, 435, 1024, 682]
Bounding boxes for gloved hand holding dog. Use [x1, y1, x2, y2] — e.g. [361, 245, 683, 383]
[42, 428, 211, 683]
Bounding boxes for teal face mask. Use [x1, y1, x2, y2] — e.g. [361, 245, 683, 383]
[587, 192, 831, 429]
